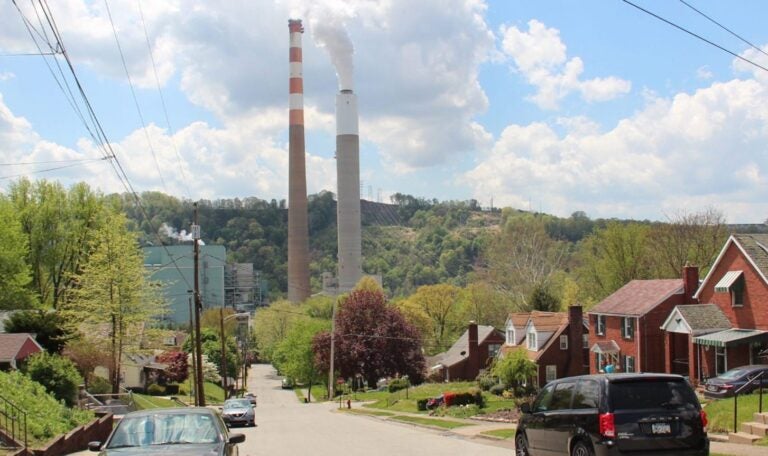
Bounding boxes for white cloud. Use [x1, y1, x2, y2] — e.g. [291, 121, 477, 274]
[500, 19, 631, 110]
[0, 72, 14, 81]
[464, 79, 768, 222]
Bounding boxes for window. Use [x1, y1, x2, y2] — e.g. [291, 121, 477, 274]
[546, 365, 557, 382]
[527, 331, 537, 350]
[596, 315, 605, 335]
[582, 334, 589, 349]
[560, 335, 568, 350]
[506, 328, 515, 345]
[549, 381, 576, 410]
[488, 343, 501, 358]
[621, 317, 635, 339]
[573, 379, 599, 409]
[624, 355, 635, 373]
[533, 383, 555, 412]
[732, 278, 745, 307]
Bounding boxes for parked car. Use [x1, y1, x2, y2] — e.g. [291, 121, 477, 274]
[243, 392, 257, 406]
[515, 373, 709, 456]
[703, 364, 768, 399]
[220, 398, 256, 427]
[88, 407, 245, 454]
[281, 377, 294, 389]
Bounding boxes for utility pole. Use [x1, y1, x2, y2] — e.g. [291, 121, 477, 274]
[328, 295, 337, 400]
[188, 295, 198, 406]
[220, 307, 228, 398]
[192, 203, 206, 406]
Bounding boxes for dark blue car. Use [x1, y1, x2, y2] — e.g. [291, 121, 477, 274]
[704, 364, 768, 399]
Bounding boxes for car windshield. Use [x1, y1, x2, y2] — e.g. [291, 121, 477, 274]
[106, 412, 221, 448]
[224, 399, 251, 409]
[718, 368, 748, 380]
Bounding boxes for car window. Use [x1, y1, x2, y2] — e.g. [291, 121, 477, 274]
[533, 383, 555, 412]
[573, 379, 599, 409]
[610, 379, 698, 411]
[225, 399, 251, 409]
[550, 381, 576, 410]
[719, 369, 746, 380]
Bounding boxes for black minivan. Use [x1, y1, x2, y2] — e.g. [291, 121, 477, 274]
[515, 373, 709, 456]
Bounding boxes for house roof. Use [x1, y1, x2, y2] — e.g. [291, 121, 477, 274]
[427, 325, 502, 369]
[695, 234, 768, 299]
[506, 313, 531, 328]
[661, 304, 732, 336]
[590, 340, 621, 354]
[589, 279, 683, 317]
[527, 311, 568, 331]
[0, 333, 43, 362]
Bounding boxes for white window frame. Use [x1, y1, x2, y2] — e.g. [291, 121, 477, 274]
[527, 331, 537, 350]
[560, 335, 568, 350]
[506, 327, 515, 345]
[582, 334, 589, 349]
[488, 343, 501, 358]
[624, 355, 635, 373]
[621, 317, 635, 339]
[546, 365, 557, 382]
[596, 315, 605, 335]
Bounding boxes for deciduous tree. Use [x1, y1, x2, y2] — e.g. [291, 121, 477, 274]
[272, 318, 328, 401]
[5, 309, 75, 353]
[0, 196, 37, 310]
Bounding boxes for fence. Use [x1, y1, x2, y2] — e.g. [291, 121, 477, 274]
[0, 393, 27, 453]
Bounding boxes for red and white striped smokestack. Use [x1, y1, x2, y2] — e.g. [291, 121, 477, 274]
[287, 19, 310, 302]
[336, 88, 362, 291]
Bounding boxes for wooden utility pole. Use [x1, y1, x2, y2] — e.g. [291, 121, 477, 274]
[220, 307, 228, 398]
[192, 203, 206, 406]
[188, 296, 198, 406]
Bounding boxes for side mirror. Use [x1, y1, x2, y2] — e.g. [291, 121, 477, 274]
[88, 441, 102, 452]
[229, 433, 246, 444]
[520, 402, 531, 414]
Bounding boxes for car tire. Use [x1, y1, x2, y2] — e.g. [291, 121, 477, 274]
[571, 440, 594, 456]
[515, 433, 529, 456]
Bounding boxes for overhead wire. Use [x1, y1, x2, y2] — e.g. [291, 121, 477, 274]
[678, 0, 768, 60]
[0, 160, 107, 180]
[622, 0, 768, 74]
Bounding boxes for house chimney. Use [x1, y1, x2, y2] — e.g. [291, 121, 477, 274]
[683, 264, 699, 304]
[568, 306, 584, 377]
[467, 321, 479, 378]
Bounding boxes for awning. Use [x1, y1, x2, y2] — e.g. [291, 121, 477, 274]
[590, 340, 620, 354]
[693, 329, 768, 348]
[715, 271, 743, 293]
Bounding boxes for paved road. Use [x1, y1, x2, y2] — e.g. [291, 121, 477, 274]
[235, 364, 513, 456]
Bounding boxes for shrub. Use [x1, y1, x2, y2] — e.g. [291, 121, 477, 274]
[417, 399, 429, 411]
[88, 375, 111, 394]
[477, 372, 497, 391]
[388, 377, 409, 393]
[24, 352, 83, 406]
[489, 384, 506, 396]
[165, 384, 180, 395]
[147, 384, 166, 396]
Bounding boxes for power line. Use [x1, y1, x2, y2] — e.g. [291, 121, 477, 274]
[0, 160, 107, 180]
[678, 0, 768, 60]
[622, 0, 768, 74]
[0, 158, 104, 166]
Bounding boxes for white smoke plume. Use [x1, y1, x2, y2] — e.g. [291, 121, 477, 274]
[159, 222, 205, 245]
[312, 18, 354, 91]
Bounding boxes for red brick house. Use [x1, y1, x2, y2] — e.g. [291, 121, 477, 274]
[426, 322, 505, 381]
[666, 234, 768, 381]
[588, 266, 699, 375]
[500, 306, 588, 387]
[0, 333, 44, 370]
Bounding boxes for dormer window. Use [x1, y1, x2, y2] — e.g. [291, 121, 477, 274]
[527, 330, 537, 350]
[506, 327, 516, 345]
[715, 271, 745, 307]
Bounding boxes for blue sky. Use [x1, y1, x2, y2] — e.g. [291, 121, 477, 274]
[1, 0, 767, 223]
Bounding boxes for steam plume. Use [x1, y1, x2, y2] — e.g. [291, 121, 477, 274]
[313, 20, 354, 91]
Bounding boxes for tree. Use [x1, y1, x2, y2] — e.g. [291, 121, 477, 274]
[24, 352, 83, 406]
[479, 215, 568, 310]
[156, 351, 189, 384]
[402, 284, 463, 354]
[0, 196, 38, 310]
[4, 309, 75, 353]
[272, 318, 328, 401]
[492, 349, 537, 391]
[9, 179, 106, 309]
[313, 288, 425, 388]
[458, 282, 509, 329]
[529, 284, 561, 312]
[63, 336, 111, 388]
[252, 300, 302, 362]
[61, 210, 166, 393]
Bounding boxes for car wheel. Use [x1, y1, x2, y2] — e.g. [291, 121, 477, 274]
[571, 440, 594, 456]
[515, 433, 529, 456]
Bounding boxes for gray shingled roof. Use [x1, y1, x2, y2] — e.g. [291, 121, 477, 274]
[675, 304, 732, 333]
[427, 325, 500, 369]
[733, 234, 768, 280]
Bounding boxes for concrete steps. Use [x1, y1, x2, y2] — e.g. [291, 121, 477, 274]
[729, 412, 768, 444]
[728, 431, 761, 444]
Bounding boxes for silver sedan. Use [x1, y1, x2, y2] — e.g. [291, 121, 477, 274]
[220, 398, 255, 427]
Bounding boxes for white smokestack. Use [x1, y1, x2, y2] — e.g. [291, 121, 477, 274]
[313, 20, 354, 91]
[336, 89, 362, 291]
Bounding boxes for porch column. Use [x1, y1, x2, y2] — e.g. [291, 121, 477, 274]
[688, 336, 698, 385]
[664, 331, 673, 373]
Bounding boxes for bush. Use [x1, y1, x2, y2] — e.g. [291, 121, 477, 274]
[165, 384, 180, 395]
[388, 377, 409, 393]
[147, 384, 166, 396]
[24, 352, 83, 406]
[417, 399, 429, 411]
[489, 384, 506, 396]
[477, 373, 497, 391]
[88, 376, 111, 394]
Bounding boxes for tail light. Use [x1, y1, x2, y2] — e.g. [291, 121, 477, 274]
[599, 412, 615, 438]
[700, 410, 708, 432]
[721, 384, 734, 390]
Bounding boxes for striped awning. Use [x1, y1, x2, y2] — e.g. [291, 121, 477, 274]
[715, 270, 743, 293]
[693, 329, 768, 348]
[590, 340, 620, 354]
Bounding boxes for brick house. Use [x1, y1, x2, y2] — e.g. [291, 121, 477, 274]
[0, 333, 44, 370]
[426, 322, 505, 381]
[588, 266, 699, 375]
[500, 306, 588, 387]
[674, 234, 768, 380]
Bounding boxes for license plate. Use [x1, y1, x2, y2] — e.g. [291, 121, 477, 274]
[652, 423, 671, 434]
[706, 385, 718, 392]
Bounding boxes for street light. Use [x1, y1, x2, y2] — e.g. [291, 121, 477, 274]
[220, 310, 250, 398]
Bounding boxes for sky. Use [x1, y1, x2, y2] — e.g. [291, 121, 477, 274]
[0, 0, 767, 223]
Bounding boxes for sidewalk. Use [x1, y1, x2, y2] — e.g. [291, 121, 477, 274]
[335, 403, 768, 456]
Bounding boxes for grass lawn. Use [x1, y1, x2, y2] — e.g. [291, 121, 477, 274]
[390, 415, 473, 429]
[480, 428, 516, 439]
[133, 394, 181, 410]
[179, 379, 226, 404]
[341, 408, 396, 417]
[702, 393, 768, 433]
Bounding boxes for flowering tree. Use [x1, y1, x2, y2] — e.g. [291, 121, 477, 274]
[156, 351, 189, 383]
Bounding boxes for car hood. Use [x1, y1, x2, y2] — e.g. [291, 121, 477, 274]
[223, 408, 250, 414]
[101, 443, 224, 455]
